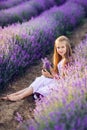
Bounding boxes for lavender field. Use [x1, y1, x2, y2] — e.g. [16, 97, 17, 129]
[23, 37, 87, 130]
[0, 0, 87, 130]
[0, 0, 87, 90]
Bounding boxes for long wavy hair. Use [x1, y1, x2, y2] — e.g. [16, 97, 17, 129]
[53, 35, 72, 73]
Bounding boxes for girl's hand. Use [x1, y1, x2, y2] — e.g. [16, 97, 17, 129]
[53, 74, 60, 80]
[42, 69, 53, 78]
[42, 69, 49, 76]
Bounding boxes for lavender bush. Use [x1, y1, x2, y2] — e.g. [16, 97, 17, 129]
[0, 0, 67, 27]
[0, 1, 86, 90]
[54, 1, 86, 30]
[0, 0, 30, 10]
[16, 36, 87, 130]
[69, 0, 87, 13]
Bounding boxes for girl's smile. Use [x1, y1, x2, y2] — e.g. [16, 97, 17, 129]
[56, 41, 67, 57]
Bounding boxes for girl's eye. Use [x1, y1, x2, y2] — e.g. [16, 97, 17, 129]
[57, 47, 60, 49]
[62, 46, 65, 48]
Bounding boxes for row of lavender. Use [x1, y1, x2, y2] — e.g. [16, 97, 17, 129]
[0, 0, 66, 27]
[0, 0, 30, 10]
[0, 1, 86, 90]
[17, 36, 87, 130]
[69, 0, 87, 13]
[0, 0, 87, 12]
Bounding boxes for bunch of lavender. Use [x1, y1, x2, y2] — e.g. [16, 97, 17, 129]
[41, 57, 52, 75]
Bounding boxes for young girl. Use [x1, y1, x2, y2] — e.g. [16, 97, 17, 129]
[1, 35, 72, 101]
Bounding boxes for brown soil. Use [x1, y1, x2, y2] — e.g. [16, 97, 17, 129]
[0, 19, 87, 130]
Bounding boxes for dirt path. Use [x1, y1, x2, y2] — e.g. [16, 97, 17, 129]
[0, 19, 87, 130]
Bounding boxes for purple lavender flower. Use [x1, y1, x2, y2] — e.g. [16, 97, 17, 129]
[15, 112, 23, 123]
[41, 57, 52, 74]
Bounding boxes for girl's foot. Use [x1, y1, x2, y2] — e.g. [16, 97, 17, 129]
[7, 95, 23, 101]
[0, 96, 8, 100]
[0, 95, 23, 101]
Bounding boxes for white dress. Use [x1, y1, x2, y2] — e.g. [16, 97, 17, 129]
[30, 60, 64, 97]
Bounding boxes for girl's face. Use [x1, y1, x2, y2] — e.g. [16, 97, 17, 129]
[56, 41, 67, 58]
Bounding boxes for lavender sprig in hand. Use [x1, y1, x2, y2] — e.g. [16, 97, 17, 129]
[41, 57, 52, 75]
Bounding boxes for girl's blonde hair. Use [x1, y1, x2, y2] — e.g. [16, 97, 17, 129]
[53, 35, 72, 73]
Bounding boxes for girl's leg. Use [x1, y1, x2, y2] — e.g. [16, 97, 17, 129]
[9, 76, 44, 97]
[7, 87, 30, 96]
[2, 87, 33, 101]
